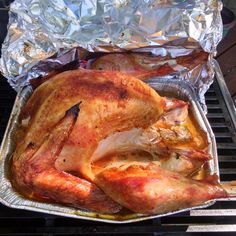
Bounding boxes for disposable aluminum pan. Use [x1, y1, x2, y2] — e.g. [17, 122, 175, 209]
[0, 79, 219, 223]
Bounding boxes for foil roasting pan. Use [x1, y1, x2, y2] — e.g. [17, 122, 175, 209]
[0, 78, 219, 223]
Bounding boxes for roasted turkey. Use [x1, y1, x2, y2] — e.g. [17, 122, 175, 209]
[12, 69, 227, 215]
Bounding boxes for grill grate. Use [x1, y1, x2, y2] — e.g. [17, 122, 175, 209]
[0, 76, 236, 235]
[1, 4, 236, 232]
[208, 82, 236, 185]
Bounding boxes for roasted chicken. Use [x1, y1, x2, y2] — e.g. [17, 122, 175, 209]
[12, 69, 227, 215]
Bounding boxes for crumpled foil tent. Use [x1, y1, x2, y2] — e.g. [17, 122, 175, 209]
[0, 0, 222, 104]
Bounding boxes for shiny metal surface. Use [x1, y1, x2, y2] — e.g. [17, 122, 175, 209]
[0, 0, 222, 99]
[212, 59, 236, 130]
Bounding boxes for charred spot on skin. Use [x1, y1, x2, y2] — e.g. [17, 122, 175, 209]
[66, 102, 82, 117]
[119, 89, 128, 99]
[175, 153, 180, 160]
[27, 142, 35, 149]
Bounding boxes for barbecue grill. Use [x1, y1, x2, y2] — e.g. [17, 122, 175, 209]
[1, 3, 236, 235]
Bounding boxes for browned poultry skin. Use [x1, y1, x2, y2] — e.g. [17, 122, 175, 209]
[95, 164, 228, 214]
[13, 104, 121, 213]
[90, 51, 208, 80]
[176, 51, 209, 70]
[90, 53, 174, 80]
[15, 69, 164, 182]
[13, 69, 219, 214]
[91, 98, 210, 177]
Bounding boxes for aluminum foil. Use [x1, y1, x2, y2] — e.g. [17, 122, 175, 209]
[0, 79, 219, 223]
[0, 0, 222, 96]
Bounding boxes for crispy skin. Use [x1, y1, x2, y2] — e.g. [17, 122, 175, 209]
[57, 97, 210, 178]
[91, 53, 174, 80]
[91, 99, 210, 177]
[95, 164, 227, 214]
[13, 104, 121, 213]
[176, 51, 209, 70]
[92, 150, 209, 179]
[29, 61, 80, 89]
[13, 68, 217, 214]
[90, 51, 208, 80]
[15, 69, 164, 182]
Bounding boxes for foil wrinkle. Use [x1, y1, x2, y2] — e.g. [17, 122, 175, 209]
[0, 0, 222, 93]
